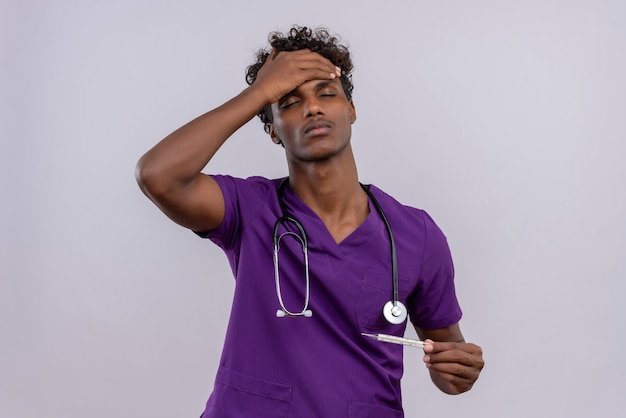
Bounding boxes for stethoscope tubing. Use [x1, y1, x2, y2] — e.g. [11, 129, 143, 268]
[273, 217, 311, 317]
[361, 184, 400, 311]
[273, 179, 406, 324]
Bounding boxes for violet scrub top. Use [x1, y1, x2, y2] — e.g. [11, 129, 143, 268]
[197, 175, 462, 418]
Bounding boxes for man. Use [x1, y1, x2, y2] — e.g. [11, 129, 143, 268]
[136, 26, 484, 417]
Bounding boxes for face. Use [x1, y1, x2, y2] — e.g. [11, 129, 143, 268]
[268, 78, 356, 163]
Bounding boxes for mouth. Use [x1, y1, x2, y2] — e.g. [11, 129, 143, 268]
[303, 121, 332, 137]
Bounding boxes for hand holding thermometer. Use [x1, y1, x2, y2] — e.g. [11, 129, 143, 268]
[362, 333, 428, 348]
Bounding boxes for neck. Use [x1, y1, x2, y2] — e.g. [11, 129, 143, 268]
[288, 148, 361, 207]
[285, 147, 369, 243]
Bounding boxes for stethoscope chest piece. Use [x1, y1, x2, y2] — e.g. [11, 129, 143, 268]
[383, 300, 407, 325]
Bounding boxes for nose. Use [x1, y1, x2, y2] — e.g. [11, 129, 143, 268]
[303, 96, 324, 118]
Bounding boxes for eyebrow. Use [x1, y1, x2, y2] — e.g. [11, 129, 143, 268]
[314, 80, 334, 89]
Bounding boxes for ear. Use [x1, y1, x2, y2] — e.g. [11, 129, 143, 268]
[349, 100, 357, 124]
[267, 123, 282, 145]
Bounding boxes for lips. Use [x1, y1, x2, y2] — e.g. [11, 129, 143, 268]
[303, 120, 332, 136]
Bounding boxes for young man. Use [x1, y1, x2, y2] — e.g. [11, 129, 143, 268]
[136, 26, 484, 417]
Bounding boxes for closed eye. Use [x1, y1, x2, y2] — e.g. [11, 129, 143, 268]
[279, 97, 300, 109]
[319, 87, 337, 97]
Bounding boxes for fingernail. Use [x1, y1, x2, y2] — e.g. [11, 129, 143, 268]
[335, 66, 341, 76]
[423, 355, 430, 363]
[329, 72, 336, 79]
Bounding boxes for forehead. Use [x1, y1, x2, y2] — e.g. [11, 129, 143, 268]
[302, 78, 342, 90]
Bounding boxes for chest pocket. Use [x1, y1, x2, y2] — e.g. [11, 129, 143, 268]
[355, 269, 410, 331]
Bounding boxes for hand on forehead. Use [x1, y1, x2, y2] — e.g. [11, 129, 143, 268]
[255, 48, 342, 105]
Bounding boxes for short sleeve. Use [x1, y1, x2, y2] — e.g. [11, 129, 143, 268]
[194, 175, 272, 252]
[408, 211, 462, 330]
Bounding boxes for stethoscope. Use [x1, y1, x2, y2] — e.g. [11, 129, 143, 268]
[273, 179, 407, 325]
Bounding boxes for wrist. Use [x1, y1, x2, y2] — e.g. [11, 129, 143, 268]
[243, 83, 275, 110]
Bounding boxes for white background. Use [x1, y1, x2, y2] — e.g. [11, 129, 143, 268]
[2, 1, 625, 417]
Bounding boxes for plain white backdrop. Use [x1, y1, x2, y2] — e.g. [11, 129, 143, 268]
[2, 1, 625, 417]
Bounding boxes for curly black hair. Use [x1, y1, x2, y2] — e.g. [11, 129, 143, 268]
[245, 26, 354, 133]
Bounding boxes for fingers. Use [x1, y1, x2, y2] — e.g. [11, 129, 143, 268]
[272, 49, 340, 78]
[428, 369, 477, 394]
[422, 340, 484, 393]
[425, 354, 482, 379]
[254, 49, 341, 104]
[424, 342, 484, 368]
[425, 340, 482, 356]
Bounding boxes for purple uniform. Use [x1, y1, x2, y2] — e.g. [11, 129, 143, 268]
[198, 175, 462, 418]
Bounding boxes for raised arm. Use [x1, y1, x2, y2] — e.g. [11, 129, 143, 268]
[135, 49, 342, 232]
